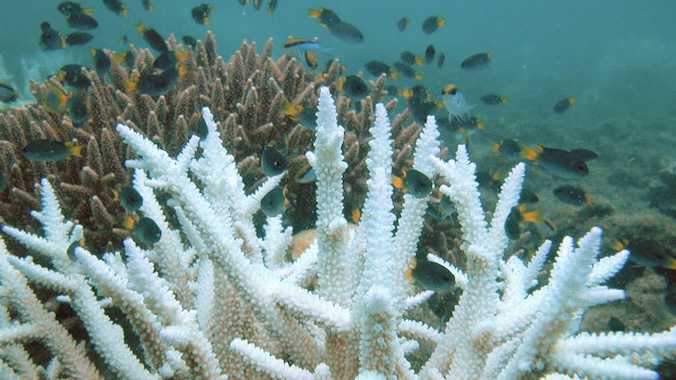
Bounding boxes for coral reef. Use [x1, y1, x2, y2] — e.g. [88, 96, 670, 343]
[0, 87, 673, 379]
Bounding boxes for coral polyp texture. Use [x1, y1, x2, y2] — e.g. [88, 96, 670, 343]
[1, 87, 674, 379]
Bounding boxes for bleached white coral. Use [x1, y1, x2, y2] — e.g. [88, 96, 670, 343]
[0, 87, 674, 379]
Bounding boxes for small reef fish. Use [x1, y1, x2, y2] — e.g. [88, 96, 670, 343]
[142, 0, 154, 11]
[191, 4, 214, 25]
[425, 44, 435, 65]
[22, 139, 82, 162]
[400, 51, 423, 66]
[261, 186, 286, 217]
[58, 64, 91, 89]
[134, 66, 182, 96]
[441, 84, 473, 124]
[0, 82, 19, 103]
[553, 97, 576, 114]
[136, 23, 168, 52]
[422, 16, 445, 34]
[504, 204, 542, 240]
[492, 139, 521, 157]
[66, 12, 98, 30]
[67, 94, 88, 125]
[118, 186, 143, 211]
[480, 94, 509, 105]
[40, 22, 65, 50]
[58, 2, 92, 16]
[392, 169, 433, 199]
[614, 239, 676, 270]
[521, 144, 597, 179]
[327, 21, 365, 43]
[103, 0, 127, 17]
[261, 146, 288, 177]
[341, 75, 368, 101]
[403, 85, 437, 123]
[91, 48, 111, 76]
[182, 35, 198, 48]
[294, 164, 316, 184]
[437, 53, 446, 68]
[308, 7, 341, 29]
[397, 17, 410, 31]
[364, 60, 398, 79]
[64, 31, 94, 47]
[407, 258, 455, 292]
[427, 194, 456, 222]
[134, 217, 162, 246]
[39, 83, 70, 113]
[393, 62, 423, 80]
[267, 0, 278, 16]
[553, 185, 592, 206]
[461, 52, 491, 70]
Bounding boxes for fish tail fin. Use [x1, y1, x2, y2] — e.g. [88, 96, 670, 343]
[568, 97, 576, 104]
[308, 8, 321, 18]
[414, 73, 424, 80]
[662, 258, 676, 271]
[83, 7, 93, 15]
[135, 22, 145, 33]
[351, 208, 361, 224]
[519, 204, 542, 224]
[390, 71, 399, 80]
[491, 142, 501, 153]
[501, 97, 509, 104]
[68, 144, 83, 158]
[521, 145, 540, 161]
[415, 56, 425, 66]
[391, 175, 404, 189]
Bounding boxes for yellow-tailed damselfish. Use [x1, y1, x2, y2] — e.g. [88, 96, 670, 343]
[553, 97, 576, 114]
[553, 185, 592, 206]
[397, 16, 409, 31]
[22, 139, 82, 162]
[461, 52, 491, 70]
[261, 146, 288, 177]
[40, 22, 65, 50]
[261, 186, 286, 217]
[480, 94, 508, 105]
[393, 169, 433, 199]
[422, 16, 445, 34]
[102, 0, 127, 17]
[407, 258, 455, 292]
[136, 23, 168, 52]
[66, 12, 98, 30]
[364, 60, 398, 79]
[521, 144, 597, 179]
[191, 4, 214, 25]
[134, 217, 162, 246]
[0, 82, 19, 103]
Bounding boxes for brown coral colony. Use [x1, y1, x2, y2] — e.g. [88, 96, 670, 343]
[0, 32, 427, 257]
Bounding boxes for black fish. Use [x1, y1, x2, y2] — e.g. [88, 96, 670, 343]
[461, 52, 491, 70]
[343, 75, 367, 100]
[437, 53, 446, 68]
[480, 94, 508, 105]
[64, 31, 94, 46]
[0, 82, 19, 103]
[91, 48, 111, 75]
[425, 44, 435, 65]
[403, 169, 433, 198]
[261, 186, 285, 217]
[66, 12, 98, 30]
[58, 64, 91, 89]
[22, 139, 82, 162]
[364, 60, 397, 78]
[397, 17, 409, 31]
[553, 97, 576, 114]
[103, 0, 127, 17]
[67, 94, 88, 125]
[119, 186, 143, 211]
[58, 2, 90, 15]
[40, 22, 64, 50]
[136, 67, 180, 96]
[261, 146, 287, 176]
[134, 217, 162, 246]
[407, 259, 455, 292]
[136, 23, 168, 52]
[553, 185, 591, 206]
[422, 16, 445, 34]
[182, 35, 198, 48]
[191, 4, 214, 25]
[309, 7, 341, 28]
[328, 21, 364, 43]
